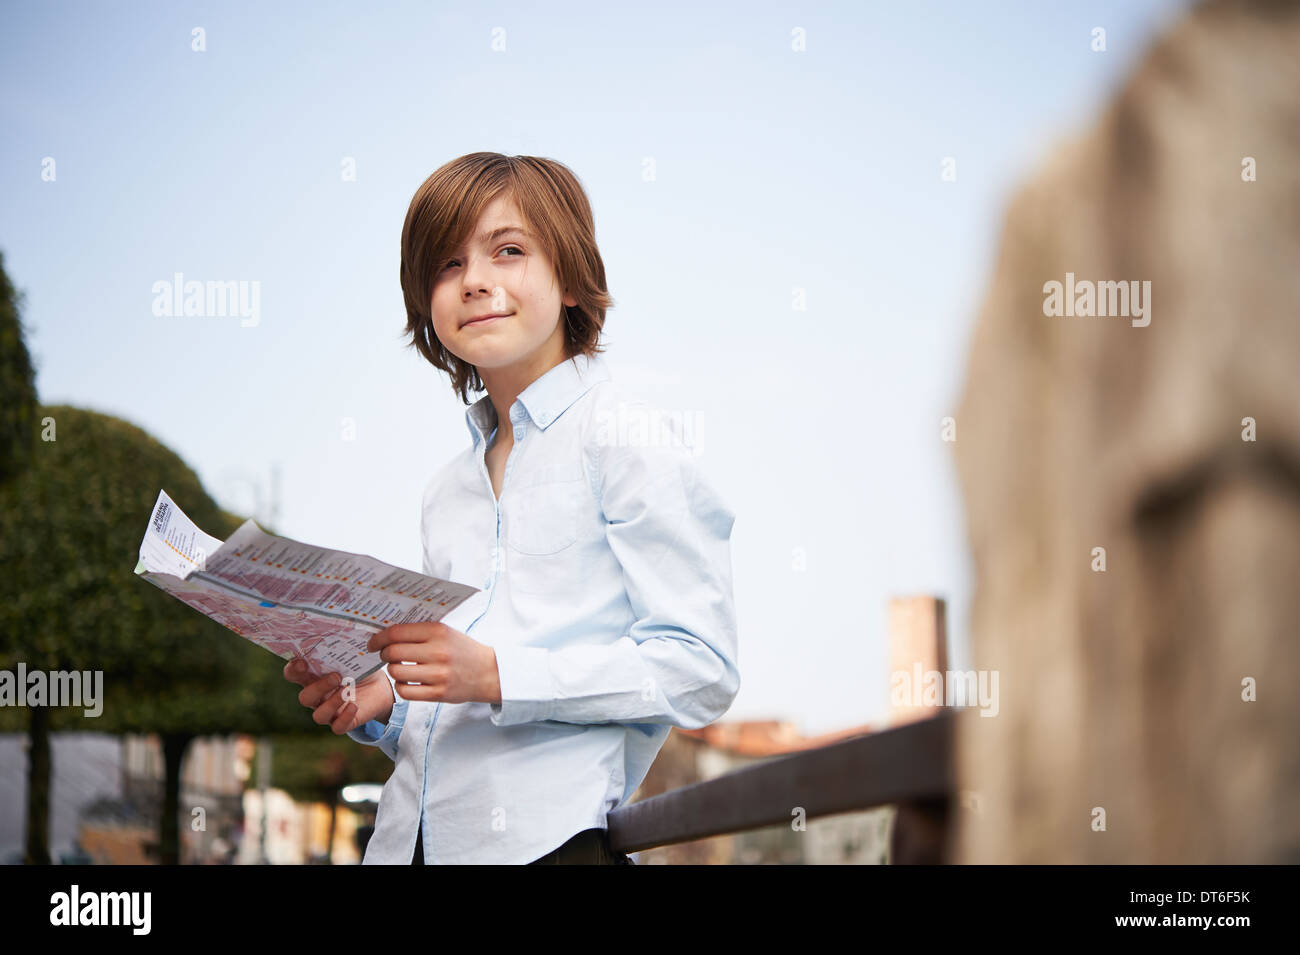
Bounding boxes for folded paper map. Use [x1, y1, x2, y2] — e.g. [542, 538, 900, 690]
[134, 489, 479, 683]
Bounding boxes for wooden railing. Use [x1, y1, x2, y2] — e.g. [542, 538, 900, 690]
[606, 709, 956, 863]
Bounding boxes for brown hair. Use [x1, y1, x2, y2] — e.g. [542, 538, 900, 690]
[400, 153, 613, 404]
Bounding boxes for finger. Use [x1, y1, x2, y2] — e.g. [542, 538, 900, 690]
[330, 701, 358, 735]
[387, 662, 439, 684]
[312, 689, 347, 727]
[378, 642, 438, 666]
[367, 622, 445, 654]
[366, 626, 396, 654]
[298, 673, 342, 709]
[284, 657, 309, 685]
[287, 656, 326, 685]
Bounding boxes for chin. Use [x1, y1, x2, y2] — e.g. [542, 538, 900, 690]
[461, 345, 524, 368]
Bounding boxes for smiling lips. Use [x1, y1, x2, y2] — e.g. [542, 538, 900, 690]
[463, 312, 511, 328]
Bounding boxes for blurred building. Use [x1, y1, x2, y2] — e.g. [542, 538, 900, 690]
[627, 596, 949, 864]
[237, 787, 365, 864]
[117, 733, 246, 864]
[0, 732, 363, 864]
[0, 732, 123, 864]
[627, 720, 894, 865]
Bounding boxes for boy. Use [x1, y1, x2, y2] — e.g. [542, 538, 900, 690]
[284, 153, 740, 864]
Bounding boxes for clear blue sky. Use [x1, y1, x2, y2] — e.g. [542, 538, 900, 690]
[2, 0, 1195, 734]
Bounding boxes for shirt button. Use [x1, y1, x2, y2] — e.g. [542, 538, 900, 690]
[540, 413, 550, 425]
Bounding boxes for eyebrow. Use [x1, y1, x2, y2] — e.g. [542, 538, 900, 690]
[472, 225, 532, 246]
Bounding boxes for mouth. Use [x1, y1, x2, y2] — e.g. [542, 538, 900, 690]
[462, 312, 512, 329]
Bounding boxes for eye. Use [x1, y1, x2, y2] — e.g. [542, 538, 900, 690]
[439, 246, 523, 272]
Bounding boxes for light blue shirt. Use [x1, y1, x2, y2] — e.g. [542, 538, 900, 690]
[347, 352, 740, 863]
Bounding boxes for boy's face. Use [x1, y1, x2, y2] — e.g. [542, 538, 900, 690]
[430, 194, 577, 380]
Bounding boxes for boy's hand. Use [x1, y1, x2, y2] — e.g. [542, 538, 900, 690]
[369, 622, 502, 705]
[284, 658, 395, 734]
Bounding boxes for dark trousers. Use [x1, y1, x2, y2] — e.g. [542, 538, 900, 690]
[410, 821, 634, 864]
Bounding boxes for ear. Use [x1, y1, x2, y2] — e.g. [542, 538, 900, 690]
[562, 291, 578, 308]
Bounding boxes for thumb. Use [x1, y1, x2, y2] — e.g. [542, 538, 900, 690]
[284, 656, 312, 686]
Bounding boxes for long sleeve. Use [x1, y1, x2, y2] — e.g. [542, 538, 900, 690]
[488, 433, 740, 729]
[345, 664, 405, 761]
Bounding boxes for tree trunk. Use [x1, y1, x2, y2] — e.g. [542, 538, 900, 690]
[24, 703, 50, 865]
[160, 732, 195, 865]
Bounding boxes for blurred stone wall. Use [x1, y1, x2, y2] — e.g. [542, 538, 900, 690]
[950, 0, 1300, 863]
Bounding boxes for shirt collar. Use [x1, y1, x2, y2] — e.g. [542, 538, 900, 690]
[464, 352, 611, 447]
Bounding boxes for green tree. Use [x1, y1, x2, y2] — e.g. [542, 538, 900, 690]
[0, 406, 276, 863]
[1, 403, 391, 864]
[0, 249, 38, 484]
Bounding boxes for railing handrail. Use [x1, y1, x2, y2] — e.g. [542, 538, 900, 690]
[607, 709, 955, 855]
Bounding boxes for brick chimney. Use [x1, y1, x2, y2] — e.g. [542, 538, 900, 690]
[888, 596, 948, 725]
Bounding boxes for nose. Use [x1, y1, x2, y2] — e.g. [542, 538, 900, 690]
[462, 272, 504, 314]
[460, 253, 496, 298]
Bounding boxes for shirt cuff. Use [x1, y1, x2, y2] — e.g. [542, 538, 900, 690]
[488, 645, 555, 726]
[345, 664, 407, 760]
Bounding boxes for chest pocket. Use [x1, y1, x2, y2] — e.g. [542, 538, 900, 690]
[506, 467, 584, 556]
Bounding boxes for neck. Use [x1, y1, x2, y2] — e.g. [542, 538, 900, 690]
[479, 344, 570, 440]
